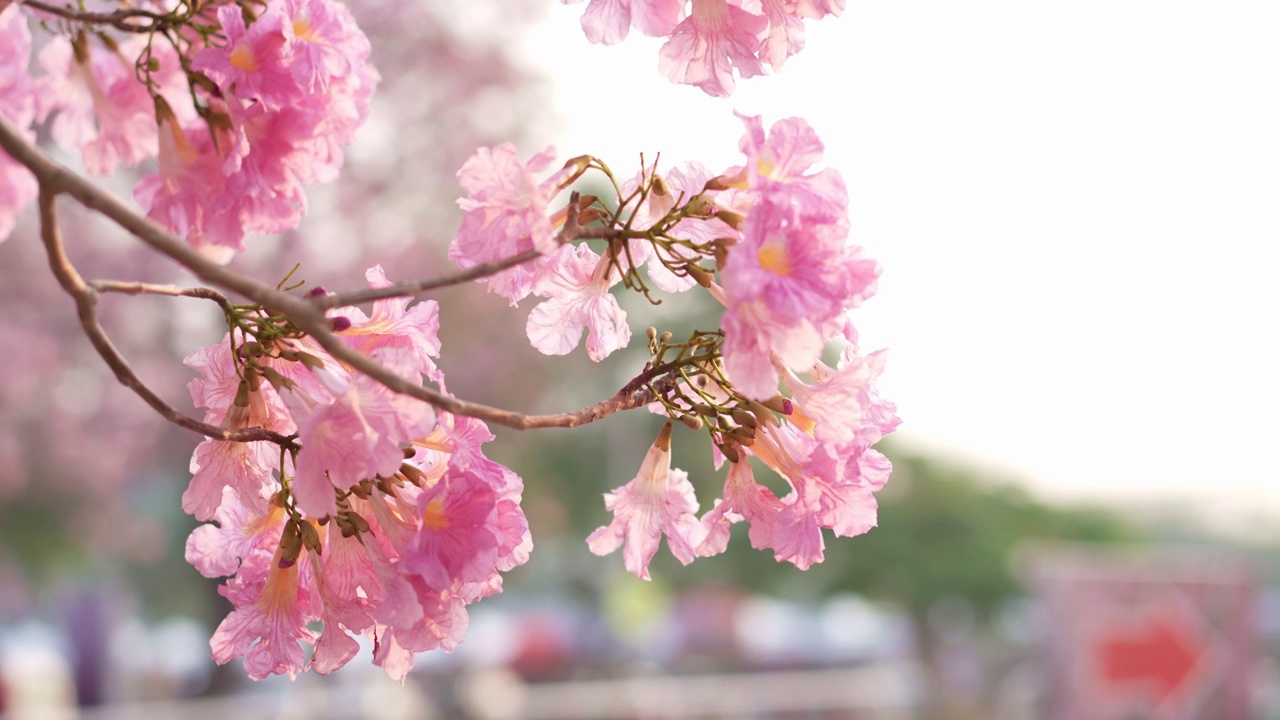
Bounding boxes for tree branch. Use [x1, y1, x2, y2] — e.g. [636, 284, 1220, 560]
[312, 197, 619, 310]
[91, 280, 236, 315]
[1, 113, 679, 434]
[18, 0, 166, 32]
[36, 190, 294, 446]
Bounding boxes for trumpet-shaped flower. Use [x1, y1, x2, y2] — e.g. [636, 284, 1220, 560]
[658, 0, 768, 98]
[587, 424, 706, 579]
[450, 144, 574, 305]
[526, 243, 631, 361]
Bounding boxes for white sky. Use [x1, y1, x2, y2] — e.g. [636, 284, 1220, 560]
[522, 1, 1280, 527]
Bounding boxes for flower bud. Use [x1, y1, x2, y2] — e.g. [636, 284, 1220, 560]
[655, 421, 674, 452]
[679, 414, 704, 431]
[277, 523, 303, 568]
[713, 208, 746, 230]
[746, 400, 781, 428]
[261, 367, 295, 391]
[720, 443, 741, 464]
[705, 168, 747, 191]
[761, 395, 794, 416]
[233, 379, 252, 408]
[295, 351, 326, 372]
[684, 262, 714, 288]
[348, 511, 371, 535]
[299, 521, 322, 553]
[712, 237, 736, 270]
[559, 154, 593, 189]
[730, 407, 757, 429]
[331, 316, 352, 332]
[683, 193, 716, 217]
[692, 403, 718, 417]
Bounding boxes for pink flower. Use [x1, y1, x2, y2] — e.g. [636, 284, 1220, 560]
[288, 349, 436, 518]
[333, 266, 442, 381]
[37, 36, 158, 176]
[698, 458, 784, 557]
[449, 144, 574, 305]
[217, 100, 318, 234]
[184, 402, 279, 521]
[185, 489, 288, 579]
[0, 4, 36, 243]
[184, 334, 295, 431]
[658, 0, 768, 98]
[782, 348, 900, 446]
[193, 5, 301, 110]
[282, 0, 370, 92]
[737, 113, 849, 220]
[587, 423, 707, 579]
[210, 550, 318, 680]
[721, 297, 823, 399]
[526, 243, 631, 361]
[401, 467, 501, 589]
[715, 114, 881, 398]
[133, 110, 245, 263]
[564, 0, 686, 45]
[758, 0, 844, 70]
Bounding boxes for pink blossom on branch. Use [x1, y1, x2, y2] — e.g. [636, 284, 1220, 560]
[588, 423, 707, 579]
[36, 35, 158, 177]
[449, 144, 577, 305]
[565, 0, 845, 96]
[526, 243, 631, 361]
[659, 0, 767, 98]
[562, 0, 686, 45]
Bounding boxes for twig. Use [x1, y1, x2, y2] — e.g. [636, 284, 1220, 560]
[91, 280, 236, 315]
[37, 190, 293, 446]
[18, 0, 166, 32]
[312, 196, 618, 310]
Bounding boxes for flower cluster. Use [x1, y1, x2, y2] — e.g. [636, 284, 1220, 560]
[0, 0, 896, 682]
[183, 267, 529, 679]
[0, 0, 376, 259]
[561, 0, 845, 96]
[450, 113, 898, 578]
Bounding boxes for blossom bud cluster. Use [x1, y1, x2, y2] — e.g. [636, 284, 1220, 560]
[183, 267, 529, 680]
[0, 0, 376, 259]
[562, 0, 845, 96]
[449, 113, 898, 579]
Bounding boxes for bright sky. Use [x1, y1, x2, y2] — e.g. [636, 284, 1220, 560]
[523, 2, 1280, 528]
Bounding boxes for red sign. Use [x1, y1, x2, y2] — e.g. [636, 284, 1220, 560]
[1028, 547, 1255, 720]
[1097, 611, 1202, 701]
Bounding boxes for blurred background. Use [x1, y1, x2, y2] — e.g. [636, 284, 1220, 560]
[2, 0, 1278, 718]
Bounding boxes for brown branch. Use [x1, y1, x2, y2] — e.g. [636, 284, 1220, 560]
[37, 190, 293, 446]
[313, 197, 619, 310]
[18, 0, 165, 32]
[0, 113, 674, 434]
[314, 249, 542, 309]
[91, 280, 236, 315]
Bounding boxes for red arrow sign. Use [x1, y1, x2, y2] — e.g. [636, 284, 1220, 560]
[1097, 614, 1203, 704]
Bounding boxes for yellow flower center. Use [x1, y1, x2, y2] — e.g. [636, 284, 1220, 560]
[757, 241, 792, 276]
[756, 156, 777, 180]
[422, 497, 449, 530]
[293, 17, 319, 42]
[229, 43, 259, 72]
